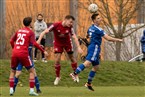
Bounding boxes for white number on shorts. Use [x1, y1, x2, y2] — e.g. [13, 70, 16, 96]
[16, 33, 26, 45]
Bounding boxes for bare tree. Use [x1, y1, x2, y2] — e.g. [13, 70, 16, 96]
[78, 0, 145, 61]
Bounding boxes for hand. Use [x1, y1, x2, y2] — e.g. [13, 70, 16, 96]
[36, 40, 40, 44]
[44, 28, 49, 33]
[44, 51, 48, 57]
[77, 47, 83, 54]
[117, 39, 123, 42]
[40, 45, 44, 48]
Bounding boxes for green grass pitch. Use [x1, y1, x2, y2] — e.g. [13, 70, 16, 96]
[1, 86, 144, 97]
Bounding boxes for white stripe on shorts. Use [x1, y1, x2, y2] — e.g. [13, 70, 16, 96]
[28, 56, 32, 66]
[91, 45, 98, 61]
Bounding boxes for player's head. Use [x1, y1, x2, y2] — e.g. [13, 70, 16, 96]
[64, 15, 75, 27]
[91, 13, 102, 25]
[37, 13, 43, 22]
[23, 17, 32, 27]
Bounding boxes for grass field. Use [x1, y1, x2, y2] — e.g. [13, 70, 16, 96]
[0, 60, 145, 97]
[1, 86, 145, 97]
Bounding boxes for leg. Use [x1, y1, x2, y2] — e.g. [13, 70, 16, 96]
[9, 56, 19, 96]
[33, 68, 41, 93]
[9, 69, 16, 96]
[34, 48, 38, 61]
[85, 65, 99, 91]
[27, 68, 38, 96]
[67, 53, 77, 71]
[68, 53, 80, 82]
[142, 52, 145, 61]
[34, 38, 39, 61]
[87, 65, 99, 84]
[41, 38, 45, 61]
[70, 60, 91, 82]
[14, 63, 23, 92]
[54, 53, 62, 85]
[21, 56, 38, 96]
[14, 71, 22, 91]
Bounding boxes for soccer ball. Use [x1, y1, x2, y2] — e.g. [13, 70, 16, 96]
[88, 3, 98, 13]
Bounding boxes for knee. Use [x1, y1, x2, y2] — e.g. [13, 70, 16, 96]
[15, 71, 21, 78]
[70, 57, 76, 63]
[83, 62, 91, 68]
[92, 65, 99, 71]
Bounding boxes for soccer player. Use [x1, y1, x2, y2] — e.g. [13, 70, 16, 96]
[70, 13, 123, 91]
[14, 44, 42, 93]
[37, 15, 83, 85]
[9, 17, 48, 96]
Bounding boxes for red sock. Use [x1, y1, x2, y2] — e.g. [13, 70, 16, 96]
[9, 78, 14, 88]
[55, 64, 61, 77]
[29, 79, 35, 88]
[71, 62, 77, 71]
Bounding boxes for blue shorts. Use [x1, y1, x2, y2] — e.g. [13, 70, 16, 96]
[86, 44, 101, 66]
[16, 46, 34, 71]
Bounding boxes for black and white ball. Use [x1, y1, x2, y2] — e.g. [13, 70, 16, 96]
[88, 3, 98, 13]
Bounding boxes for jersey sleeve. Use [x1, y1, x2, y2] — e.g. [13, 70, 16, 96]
[100, 30, 106, 37]
[10, 32, 17, 48]
[87, 29, 93, 38]
[45, 23, 55, 34]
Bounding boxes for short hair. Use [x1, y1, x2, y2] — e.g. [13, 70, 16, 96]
[23, 17, 32, 26]
[91, 13, 99, 21]
[37, 13, 43, 18]
[65, 15, 75, 20]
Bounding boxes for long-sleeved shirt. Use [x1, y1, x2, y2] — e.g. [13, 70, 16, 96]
[34, 20, 47, 38]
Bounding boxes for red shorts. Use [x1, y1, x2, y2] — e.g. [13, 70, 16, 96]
[54, 44, 73, 53]
[11, 55, 33, 70]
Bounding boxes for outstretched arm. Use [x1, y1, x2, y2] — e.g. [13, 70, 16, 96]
[37, 25, 54, 44]
[103, 34, 123, 42]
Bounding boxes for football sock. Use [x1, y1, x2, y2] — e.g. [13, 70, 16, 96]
[9, 78, 14, 88]
[75, 64, 85, 74]
[29, 79, 35, 88]
[30, 88, 34, 92]
[35, 76, 40, 90]
[14, 77, 19, 91]
[71, 62, 77, 71]
[55, 64, 61, 77]
[88, 71, 96, 84]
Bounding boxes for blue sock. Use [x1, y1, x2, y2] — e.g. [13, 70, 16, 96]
[14, 77, 19, 91]
[35, 76, 40, 90]
[88, 71, 96, 84]
[75, 64, 85, 74]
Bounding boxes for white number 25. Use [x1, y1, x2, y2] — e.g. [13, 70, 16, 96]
[16, 33, 26, 45]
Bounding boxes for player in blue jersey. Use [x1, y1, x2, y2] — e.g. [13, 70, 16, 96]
[13, 44, 42, 93]
[70, 13, 122, 91]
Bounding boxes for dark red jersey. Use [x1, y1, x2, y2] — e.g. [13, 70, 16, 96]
[48, 22, 74, 46]
[10, 27, 44, 57]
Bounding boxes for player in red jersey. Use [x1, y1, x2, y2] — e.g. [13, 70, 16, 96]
[37, 15, 83, 85]
[9, 17, 48, 96]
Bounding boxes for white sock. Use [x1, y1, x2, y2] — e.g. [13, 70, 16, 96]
[30, 88, 34, 92]
[10, 88, 14, 93]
